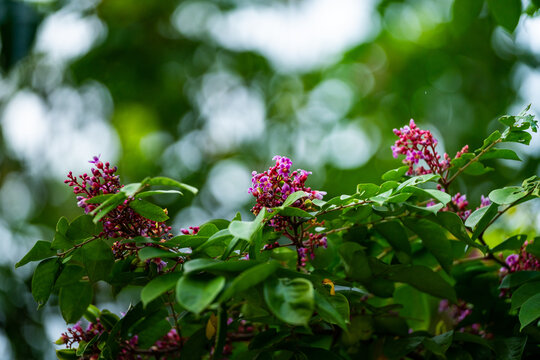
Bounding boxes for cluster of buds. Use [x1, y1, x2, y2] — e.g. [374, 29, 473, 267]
[391, 119, 468, 176]
[66, 157, 172, 258]
[249, 156, 327, 267]
[180, 226, 200, 235]
[59, 320, 184, 359]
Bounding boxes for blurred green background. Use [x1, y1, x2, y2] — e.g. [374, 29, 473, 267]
[0, 0, 539, 358]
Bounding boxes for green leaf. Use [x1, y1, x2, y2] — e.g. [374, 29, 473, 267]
[32, 258, 60, 308]
[219, 262, 279, 302]
[519, 293, 540, 331]
[314, 291, 349, 330]
[479, 130, 502, 151]
[66, 215, 99, 242]
[374, 220, 412, 260]
[141, 272, 182, 307]
[56, 349, 78, 360]
[382, 166, 409, 181]
[176, 274, 225, 314]
[128, 199, 169, 222]
[16, 240, 56, 268]
[338, 242, 372, 281]
[228, 208, 266, 242]
[356, 183, 380, 199]
[183, 258, 259, 274]
[401, 186, 451, 205]
[138, 247, 184, 261]
[388, 265, 457, 302]
[55, 265, 86, 288]
[84, 193, 116, 204]
[136, 189, 184, 198]
[276, 206, 314, 218]
[487, 0, 522, 32]
[263, 277, 315, 326]
[56, 216, 69, 234]
[491, 234, 527, 252]
[465, 203, 499, 240]
[82, 239, 115, 282]
[452, 0, 483, 31]
[396, 174, 440, 191]
[500, 271, 540, 289]
[492, 337, 527, 360]
[90, 193, 126, 223]
[52, 232, 73, 250]
[142, 176, 198, 194]
[489, 187, 527, 205]
[463, 161, 493, 176]
[503, 130, 532, 145]
[432, 212, 485, 251]
[282, 191, 308, 207]
[403, 218, 453, 273]
[59, 281, 93, 323]
[511, 281, 540, 310]
[480, 148, 521, 161]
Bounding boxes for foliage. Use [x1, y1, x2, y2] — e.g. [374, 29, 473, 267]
[16, 108, 540, 359]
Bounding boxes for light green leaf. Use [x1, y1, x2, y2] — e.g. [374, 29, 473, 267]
[282, 191, 308, 207]
[489, 187, 527, 205]
[142, 176, 198, 194]
[228, 208, 266, 242]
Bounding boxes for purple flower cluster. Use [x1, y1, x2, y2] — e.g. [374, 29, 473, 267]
[180, 226, 200, 235]
[391, 119, 468, 176]
[60, 319, 183, 359]
[249, 156, 327, 267]
[248, 156, 326, 220]
[66, 157, 172, 257]
[438, 300, 493, 339]
[501, 241, 540, 274]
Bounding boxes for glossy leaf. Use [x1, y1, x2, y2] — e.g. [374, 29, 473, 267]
[59, 281, 93, 323]
[176, 274, 225, 314]
[32, 258, 60, 308]
[16, 240, 56, 268]
[142, 176, 198, 194]
[220, 262, 279, 302]
[263, 277, 315, 326]
[128, 199, 169, 222]
[141, 272, 182, 306]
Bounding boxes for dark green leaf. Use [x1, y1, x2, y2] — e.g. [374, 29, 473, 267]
[500, 271, 540, 289]
[519, 294, 540, 330]
[511, 281, 540, 310]
[338, 242, 372, 281]
[491, 234, 527, 252]
[374, 220, 411, 258]
[142, 176, 198, 194]
[59, 281, 93, 323]
[503, 130, 532, 145]
[388, 265, 457, 302]
[356, 183, 380, 199]
[128, 199, 169, 221]
[16, 240, 56, 268]
[479, 130, 502, 151]
[52, 232, 73, 250]
[183, 258, 259, 274]
[263, 277, 314, 326]
[66, 215, 99, 242]
[90, 193, 126, 223]
[432, 212, 485, 251]
[176, 274, 225, 314]
[138, 247, 184, 261]
[82, 239, 115, 282]
[492, 337, 527, 360]
[56, 216, 69, 234]
[403, 218, 453, 273]
[314, 291, 349, 330]
[487, 0, 522, 32]
[32, 258, 60, 308]
[220, 262, 279, 301]
[55, 265, 86, 288]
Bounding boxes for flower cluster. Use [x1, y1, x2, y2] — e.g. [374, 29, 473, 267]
[180, 226, 200, 235]
[59, 320, 183, 359]
[391, 119, 468, 176]
[249, 156, 327, 267]
[438, 300, 492, 339]
[501, 241, 540, 275]
[66, 157, 172, 257]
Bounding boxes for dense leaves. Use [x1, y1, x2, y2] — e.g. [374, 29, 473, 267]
[16, 109, 540, 359]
